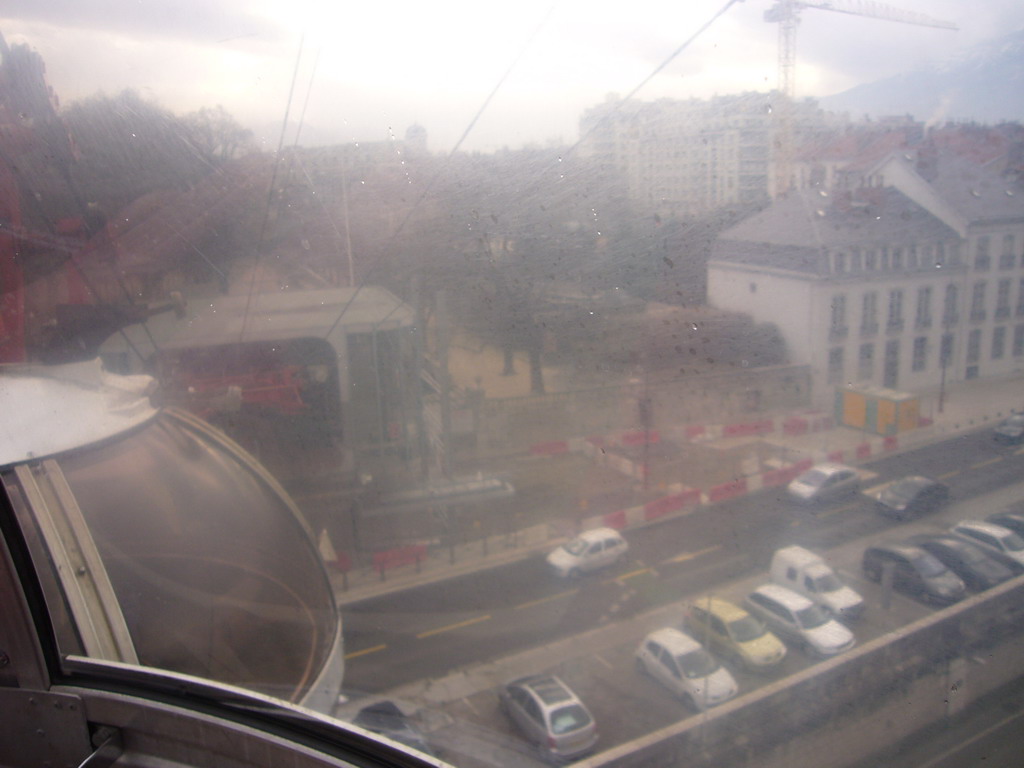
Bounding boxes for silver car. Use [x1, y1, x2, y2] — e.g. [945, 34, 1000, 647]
[744, 584, 856, 658]
[787, 462, 861, 505]
[635, 628, 738, 710]
[950, 520, 1024, 574]
[499, 675, 598, 762]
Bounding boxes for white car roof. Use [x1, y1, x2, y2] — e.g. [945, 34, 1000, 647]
[645, 627, 701, 655]
[752, 583, 814, 610]
[773, 545, 822, 567]
[576, 527, 623, 542]
[955, 520, 1014, 538]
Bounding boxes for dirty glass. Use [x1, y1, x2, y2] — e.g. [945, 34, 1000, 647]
[1, 0, 1023, 766]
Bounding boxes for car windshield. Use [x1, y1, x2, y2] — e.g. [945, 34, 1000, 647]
[727, 615, 766, 642]
[562, 538, 589, 556]
[1000, 532, 1024, 552]
[799, 469, 829, 487]
[677, 648, 720, 678]
[794, 604, 830, 629]
[811, 573, 842, 593]
[913, 553, 949, 578]
[1, 2, 1020, 767]
[549, 704, 592, 735]
[1002, 415, 1024, 427]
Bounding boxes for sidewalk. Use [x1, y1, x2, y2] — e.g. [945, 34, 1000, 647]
[326, 372, 1024, 608]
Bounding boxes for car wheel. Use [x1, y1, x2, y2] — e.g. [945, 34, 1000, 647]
[865, 565, 881, 582]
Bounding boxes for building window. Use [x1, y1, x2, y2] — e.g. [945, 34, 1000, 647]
[849, 251, 862, 272]
[861, 292, 878, 335]
[828, 347, 844, 385]
[858, 343, 874, 381]
[887, 289, 904, 331]
[970, 281, 987, 323]
[975, 236, 991, 270]
[941, 333, 954, 366]
[892, 248, 903, 270]
[996, 279, 1011, 319]
[943, 284, 959, 326]
[1000, 235, 1016, 269]
[967, 328, 981, 364]
[880, 248, 890, 271]
[1014, 325, 1024, 357]
[992, 326, 1006, 360]
[934, 242, 946, 268]
[833, 252, 846, 274]
[865, 250, 877, 271]
[908, 244, 919, 268]
[829, 294, 848, 339]
[1017, 278, 1024, 317]
[883, 339, 899, 388]
[912, 336, 927, 372]
[915, 286, 932, 329]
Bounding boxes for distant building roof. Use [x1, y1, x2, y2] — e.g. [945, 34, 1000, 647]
[711, 187, 959, 276]
[101, 287, 413, 359]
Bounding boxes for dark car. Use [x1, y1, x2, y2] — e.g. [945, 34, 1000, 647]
[987, 505, 1024, 539]
[905, 534, 1014, 592]
[351, 700, 435, 758]
[993, 413, 1024, 445]
[862, 543, 966, 605]
[876, 476, 949, 520]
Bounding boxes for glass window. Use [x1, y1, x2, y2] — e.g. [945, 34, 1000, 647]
[971, 281, 987, 322]
[992, 326, 1006, 360]
[912, 336, 927, 372]
[967, 328, 982, 364]
[887, 289, 903, 330]
[858, 342, 875, 380]
[975, 236, 991, 270]
[915, 286, 932, 328]
[828, 347, 844, 384]
[1014, 325, 1024, 357]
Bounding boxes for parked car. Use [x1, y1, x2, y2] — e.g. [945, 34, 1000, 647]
[635, 628, 738, 710]
[875, 476, 950, 520]
[986, 505, 1024, 538]
[769, 545, 864, 620]
[498, 675, 598, 762]
[786, 462, 861, 505]
[861, 543, 966, 605]
[992, 413, 1024, 445]
[350, 700, 435, 758]
[684, 597, 787, 672]
[950, 520, 1024, 573]
[546, 527, 628, 578]
[905, 534, 1014, 592]
[743, 584, 855, 658]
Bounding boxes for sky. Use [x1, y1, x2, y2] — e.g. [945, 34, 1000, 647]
[2, 0, 1022, 154]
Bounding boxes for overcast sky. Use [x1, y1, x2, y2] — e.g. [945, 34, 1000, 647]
[3, 0, 1022, 153]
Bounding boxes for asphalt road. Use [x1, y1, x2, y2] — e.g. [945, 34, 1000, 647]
[341, 427, 1024, 694]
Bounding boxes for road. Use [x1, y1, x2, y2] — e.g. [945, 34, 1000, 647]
[342, 427, 1024, 694]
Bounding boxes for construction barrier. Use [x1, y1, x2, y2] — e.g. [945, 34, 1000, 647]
[529, 440, 569, 456]
[373, 544, 427, 579]
[707, 478, 748, 503]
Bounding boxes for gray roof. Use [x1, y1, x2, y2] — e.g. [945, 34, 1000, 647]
[923, 154, 1024, 225]
[712, 187, 960, 276]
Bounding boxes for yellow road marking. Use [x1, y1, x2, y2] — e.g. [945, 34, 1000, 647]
[938, 470, 960, 480]
[667, 545, 722, 564]
[515, 590, 576, 611]
[344, 644, 387, 660]
[417, 614, 491, 639]
[970, 457, 1003, 470]
[613, 567, 653, 582]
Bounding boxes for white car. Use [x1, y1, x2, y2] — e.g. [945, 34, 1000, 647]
[786, 462, 861, 504]
[950, 520, 1024, 573]
[744, 584, 856, 658]
[635, 628, 738, 710]
[546, 527, 628, 578]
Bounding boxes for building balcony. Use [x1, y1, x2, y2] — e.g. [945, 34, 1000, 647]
[942, 312, 960, 327]
[915, 317, 932, 330]
[970, 311, 987, 324]
[860, 322, 879, 337]
[995, 307, 1011, 320]
[886, 319, 904, 333]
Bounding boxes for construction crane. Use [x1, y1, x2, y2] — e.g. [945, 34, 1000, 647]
[764, 0, 958, 194]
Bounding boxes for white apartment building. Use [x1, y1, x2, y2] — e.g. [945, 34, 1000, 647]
[707, 173, 1024, 406]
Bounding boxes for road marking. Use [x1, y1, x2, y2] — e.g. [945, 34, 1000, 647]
[938, 470, 960, 480]
[593, 653, 614, 670]
[862, 482, 891, 497]
[970, 457, 1003, 470]
[515, 589, 576, 611]
[416, 614, 491, 639]
[613, 567, 652, 582]
[917, 706, 1024, 768]
[816, 501, 859, 518]
[667, 545, 722, 564]
[344, 644, 387, 660]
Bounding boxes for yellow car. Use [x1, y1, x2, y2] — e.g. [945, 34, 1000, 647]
[684, 597, 786, 672]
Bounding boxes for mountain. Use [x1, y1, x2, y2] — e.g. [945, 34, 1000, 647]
[820, 29, 1024, 124]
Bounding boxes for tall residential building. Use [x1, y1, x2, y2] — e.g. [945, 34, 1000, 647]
[578, 92, 836, 217]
